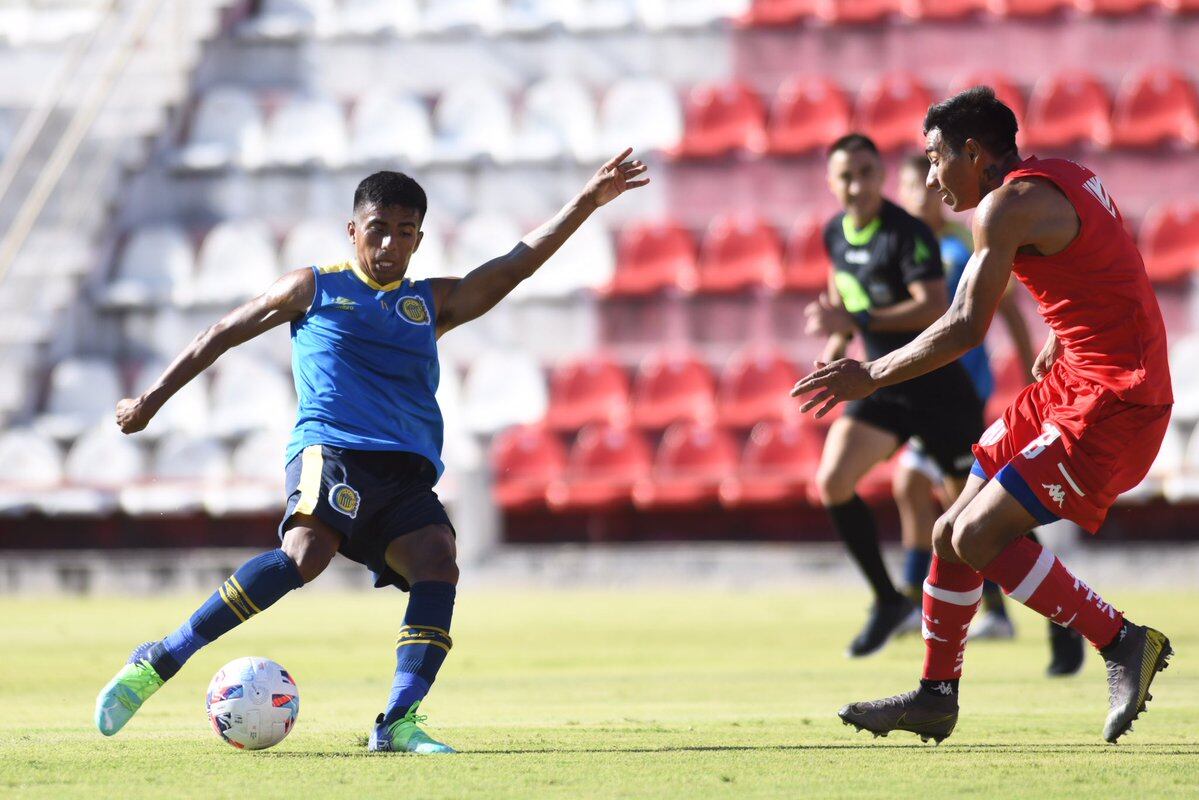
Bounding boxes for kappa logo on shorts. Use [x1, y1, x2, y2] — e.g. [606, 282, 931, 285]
[329, 483, 361, 518]
[397, 296, 430, 325]
[1042, 483, 1066, 508]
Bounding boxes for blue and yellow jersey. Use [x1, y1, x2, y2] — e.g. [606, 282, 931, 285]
[286, 261, 444, 478]
[939, 222, 994, 402]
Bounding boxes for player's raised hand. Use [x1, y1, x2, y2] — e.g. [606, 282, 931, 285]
[582, 147, 650, 208]
[115, 396, 155, 434]
[789, 358, 876, 418]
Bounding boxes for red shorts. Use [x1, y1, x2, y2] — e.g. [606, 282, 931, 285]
[972, 363, 1171, 533]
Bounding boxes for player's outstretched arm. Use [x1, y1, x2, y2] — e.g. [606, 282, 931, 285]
[430, 148, 649, 337]
[115, 269, 314, 434]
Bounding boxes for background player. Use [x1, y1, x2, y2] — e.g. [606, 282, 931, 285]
[806, 134, 985, 658]
[793, 88, 1173, 744]
[894, 154, 1085, 675]
[94, 149, 650, 754]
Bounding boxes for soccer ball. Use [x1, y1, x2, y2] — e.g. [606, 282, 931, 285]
[205, 656, 300, 750]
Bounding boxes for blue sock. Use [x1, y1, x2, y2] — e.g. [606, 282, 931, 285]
[149, 549, 304, 680]
[903, 548, 932, 592]
[381, 581, 456, 725]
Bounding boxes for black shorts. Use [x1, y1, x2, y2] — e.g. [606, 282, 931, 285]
[279, 446, 453, 591]
[845, 377, 984, 479]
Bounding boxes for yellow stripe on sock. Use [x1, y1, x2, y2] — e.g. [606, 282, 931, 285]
[396, 638, 451, 653]
[219, 584, 248, 622]
[222, 579, 256, 619]
[399, 624, 450, 637]
[228, 576, 262, 615]
[294, 445, 324, 515]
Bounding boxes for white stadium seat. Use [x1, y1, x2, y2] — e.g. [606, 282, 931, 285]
[433, 80, 513, 163]
[42, 426, 149, 515]
[512, 220, 615, 300]
[402, 220, 448, 281]
[119, 432, 231, 515]
[461, 351, 547, 435]
[0, 428, 62, 514]
[189, 220, 280, 307]
[102, 224, 195, 309]
[209, 354, 296, 437]
[419, 0, 502, 35]
[205, 427, 290, 516]
[179, 87, 265, 170]
[511, 78, 598, 164]
[34, 357, 124, 442]
[598, 77, 683, 155]
[337, 0, 421, 37]
[262, 94, 348, 169]
[447, 212, 522, 278]
[563, 0, 638, 32]
[348, 93, 434, 166]
[131, 358, 211, 440]
[1169, 334, 1199, 423]
[282, 218, 351, 272]
[1163, 424, 1199, 503]
[636, 0, 748, 29]
[1124, 420, 1187, 504]
[239, 0, 336, 39]
[501, 0, 580, 33]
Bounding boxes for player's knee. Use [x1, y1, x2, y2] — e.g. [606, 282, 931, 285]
[281, 521, 339, 583]
[892, 465, 923, 505]
[406, 526, 459, 585]
[815, 465, 855, 506]
[931, 512, 957, 559]
[950, 509, 991, 569]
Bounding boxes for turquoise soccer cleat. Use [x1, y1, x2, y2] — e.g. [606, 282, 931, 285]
[94, 641, 166, 736]
[368, 701, 456, 754]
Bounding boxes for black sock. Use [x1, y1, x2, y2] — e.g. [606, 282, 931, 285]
[1100, 620, 1133, 657]
[981, 581, 1007, 615]
[920, 679, 959, 697]
[826, 495, 901, 604]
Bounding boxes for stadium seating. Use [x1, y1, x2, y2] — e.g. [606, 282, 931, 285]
[179, 86, 265, 170]
[739, 0, 817, 25]
[420, 0, 503, 34]
[434, 79, 513, 163]
[1163, 422, 1199, 502]
[1110, 68, 1199, 148]
[281, 218, 350, 271]
[189, 220, 280, 307]
[817, 0, 899, 23]
[208, 354, 296, 437]
[447, 212, 523, 278]
[1023, 71, 1112, 148]
[511, 77, 598, 164]
[1124, 419, 1187, 502]
[780, 216, 830, 291]
[899, 0, 987, 19]
[500, 0, 577, 33]
[948, 71, 1027, 124]
[984, 0, 1071, 15]
[131, 359, 211, 440]
[633, 421, 740, 509]
[637, 0, 751, 30]
[0, 428, 63, 514]
[1074, 0, 1157, 14]
[102, 225, 195, 309]
[561, 0, 639, 31]
[854, 73, 933, 152]
[546, 423, 653, 511]
[605, 219, 697, 297]
[719, 419, 822, 508]
[1168, 333, 1199, 422]
[717, 345, 800, 428]
[119, 432, 230, 515]
[45, 426, 149, 515]
[597, 77, 683, 156]
[204, 427, 289, 516]
[675, 81, 766, 158]
[489, 424, 568, 511]
[1138, 201, 1199, 283]
[693, 213, 783, 293]
[461, 351, 548, 435]
[630, 348, 717, 428]
[335, 0, 421, 36]
[239, 0, 336, 38]
[766, 75, 852, 156]
[512, 220, 615, 299]
[262, 94, 348, 168]
[34, 358, 124, 442]
[545, 355, 631, 431]
[1161, 0, 1199, 11]
[348, 92, 434, 165]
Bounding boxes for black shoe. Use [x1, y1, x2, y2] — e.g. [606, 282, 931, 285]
[1046, 622, 1085, 677]
[838, 687, 958, 744]
[847, 599, 919, 658]
[1101, 623, 1173, 743]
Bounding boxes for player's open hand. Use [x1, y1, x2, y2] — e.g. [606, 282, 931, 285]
[582, 147, 650, 208]
[790, 358, 877, 418]
[115, 396, 154, 434]
[804, 293, 854, 337]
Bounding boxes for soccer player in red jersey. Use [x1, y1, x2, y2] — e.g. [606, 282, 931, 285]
[791, 87, 1174, 744]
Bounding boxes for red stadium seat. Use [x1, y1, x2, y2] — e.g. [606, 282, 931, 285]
[630, 349, 717, 429]
[490, 425, 567, 512]
[606, 219, 698, 297]
[1024, 71, 1113, 148]
[855, 73, 934, 152]
[1139, 202, 1199, 283]
[900, 0, 987, 19]
[675, 81, 767, 159]
[948, 72, 1028, 124]
[1074, 0, 1156, 13]
[720, 420, 824, 508]
[781, 216, 830, 292]
[816, 0, 899, 23]
[693, 213, 784, 293]
[544, 355, 631, 432]
[1111, 68, 1199, 148]
[985, 0, 1071, 15]
[739, 0, 818, 25]
[717, 345, 801, 428]
[546, 424, 653, 512]
[633, 422, 740, 509]
[1162, 0, 1199, 12]
[766, 75, 852, 156]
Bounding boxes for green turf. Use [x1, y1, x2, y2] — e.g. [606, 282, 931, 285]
[1, 587, 1197, 798]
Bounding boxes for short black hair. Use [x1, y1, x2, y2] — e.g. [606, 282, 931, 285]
[902, 152, 930, 175]
[827, 133, 880, 160]
[353, 171, 427, 219]
[923, 86, 1018, 158]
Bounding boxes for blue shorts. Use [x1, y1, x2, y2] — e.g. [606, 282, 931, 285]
[279, 446, 453, 591]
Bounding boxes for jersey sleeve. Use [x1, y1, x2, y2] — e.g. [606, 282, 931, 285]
[897, 219, 944, 286]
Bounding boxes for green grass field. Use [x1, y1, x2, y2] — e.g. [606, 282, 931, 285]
[1, 587, 1197, 798]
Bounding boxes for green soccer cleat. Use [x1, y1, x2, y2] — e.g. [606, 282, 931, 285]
[94, 641, 166, 736]
[368, 702, 456, 754]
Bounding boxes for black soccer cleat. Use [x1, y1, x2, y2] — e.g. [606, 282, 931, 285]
[1101, 623, 1173, 744]
[1046, 622, 1085, 677]
[838, 688, 959, 744]
[847, 599, 919, 658]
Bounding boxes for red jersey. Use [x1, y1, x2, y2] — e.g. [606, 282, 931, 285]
[1003, 157, 1173, 406]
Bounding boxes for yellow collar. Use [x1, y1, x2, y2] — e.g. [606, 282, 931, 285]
[349, 259, 405, 292]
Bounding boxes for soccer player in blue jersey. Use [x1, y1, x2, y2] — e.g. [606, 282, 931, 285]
[94, 148, 650, 753]
[893, 153, 1083, 675]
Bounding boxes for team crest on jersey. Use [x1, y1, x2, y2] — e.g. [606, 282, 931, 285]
[397, 296, 430, 325]
[328, 483, 360, 518]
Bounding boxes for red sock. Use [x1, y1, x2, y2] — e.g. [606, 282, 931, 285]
[981, 535, 1123, 649]
[922, 555, 983, 681]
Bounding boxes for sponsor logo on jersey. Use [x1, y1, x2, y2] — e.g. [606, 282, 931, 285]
[844, 249, 870, 265]
[397, 295, 431, 325]
[1042, 483, 1066, 508]
[329, 483, 361, 518]
[330, 296, 358, 311]
[1082, 175, 1118, 219]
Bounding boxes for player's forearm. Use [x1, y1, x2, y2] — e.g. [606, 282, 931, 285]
[866, 314, 980, 389]
[860, 298, 944, 333]
[821, 333, 850, 363]
[504, 193, 596, 280]
[141, 324, 231, 411]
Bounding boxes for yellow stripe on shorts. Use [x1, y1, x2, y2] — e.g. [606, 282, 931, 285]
[294, 445, 324, 515]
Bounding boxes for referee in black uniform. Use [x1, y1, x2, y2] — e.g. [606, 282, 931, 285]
[805, 134, 984, 657]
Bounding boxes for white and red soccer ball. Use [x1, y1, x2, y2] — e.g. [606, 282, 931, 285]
[206, 657, 299, 750]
